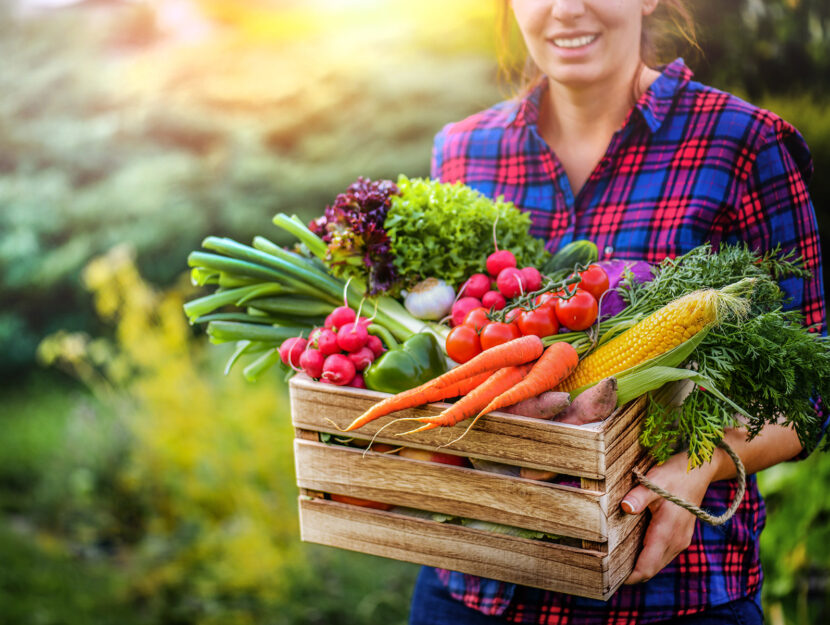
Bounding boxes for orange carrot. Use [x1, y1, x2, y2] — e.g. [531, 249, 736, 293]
[476, 341, 579, 419]
[401, 364, 532, 435]
[413, 335, 543, 393]
[343, 371, 493, 432]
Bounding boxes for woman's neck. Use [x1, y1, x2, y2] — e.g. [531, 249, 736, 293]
[540, 64, 661, 147]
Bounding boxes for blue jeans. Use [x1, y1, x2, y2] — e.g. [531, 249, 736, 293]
[408, 567, 764, 625]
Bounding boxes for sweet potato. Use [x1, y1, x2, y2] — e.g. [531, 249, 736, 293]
[556, 377, 618, 425]
[502, 391, 570, 419]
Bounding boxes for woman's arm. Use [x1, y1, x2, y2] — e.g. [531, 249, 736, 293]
[621, 423, 803, 584]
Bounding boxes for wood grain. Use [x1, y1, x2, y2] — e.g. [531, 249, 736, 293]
[299, 497, 613, 600]
[290, 374, 607, 479]
[295, 439, 607, 541]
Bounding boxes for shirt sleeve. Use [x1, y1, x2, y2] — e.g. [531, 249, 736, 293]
[430, 125, 449, 181]
[729, 117, 828, 457]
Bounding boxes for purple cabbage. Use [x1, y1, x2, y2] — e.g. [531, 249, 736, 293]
[310, 177, 400, 294]
[596, 259, 655, 318]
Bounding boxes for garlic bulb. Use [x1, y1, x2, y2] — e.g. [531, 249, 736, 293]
[403, 278, 455, 320]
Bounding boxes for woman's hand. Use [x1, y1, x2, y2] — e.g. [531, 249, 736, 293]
[620, 451, 720, 585]
[620, 424, 803, 585]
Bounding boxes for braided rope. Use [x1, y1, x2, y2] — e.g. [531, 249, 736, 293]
[632, 441, 746, 527]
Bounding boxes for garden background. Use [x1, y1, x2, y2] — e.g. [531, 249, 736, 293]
[1, 0, 829, 623]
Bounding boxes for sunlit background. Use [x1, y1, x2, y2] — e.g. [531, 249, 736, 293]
[1, 1, 829, 624]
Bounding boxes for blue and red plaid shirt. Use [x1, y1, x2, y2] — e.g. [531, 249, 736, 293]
[429, 58, 827, 624]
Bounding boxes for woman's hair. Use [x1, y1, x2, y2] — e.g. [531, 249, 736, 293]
[497, 1, 699, 96]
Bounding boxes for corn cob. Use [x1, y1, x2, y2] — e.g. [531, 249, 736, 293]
[558, 289, 728, 392]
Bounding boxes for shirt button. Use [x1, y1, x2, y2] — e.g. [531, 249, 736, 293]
[604, 246, 614, 258]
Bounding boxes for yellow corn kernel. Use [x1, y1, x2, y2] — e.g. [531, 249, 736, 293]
[558, 290, 720, 392]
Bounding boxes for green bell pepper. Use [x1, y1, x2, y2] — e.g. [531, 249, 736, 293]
[363, 332, 447, 394]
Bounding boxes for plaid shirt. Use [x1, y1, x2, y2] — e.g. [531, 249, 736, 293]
[429, 59, 826, 624]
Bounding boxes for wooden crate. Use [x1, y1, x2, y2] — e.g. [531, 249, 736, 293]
[289, 374, 683, 600]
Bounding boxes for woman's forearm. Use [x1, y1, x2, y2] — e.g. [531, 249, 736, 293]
[709, 424, 804, 482]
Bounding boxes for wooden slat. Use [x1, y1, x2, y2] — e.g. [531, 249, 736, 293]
[289, 374, 606, 479]
[295, 439, 607, 541]
[300, 497, 611, 600]
[604, 514, 648, 599]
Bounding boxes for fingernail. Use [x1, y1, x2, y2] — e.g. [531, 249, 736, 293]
[621, 499, 636, 514]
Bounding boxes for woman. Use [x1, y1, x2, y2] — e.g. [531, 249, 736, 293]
[410, 1, 826, 624]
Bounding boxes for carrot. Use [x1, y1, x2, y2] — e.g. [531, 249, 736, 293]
[475, 341, 579, 419]
[400, 364, 532, 435]
[412, 335, 543, 393]
[343, 371, 493, 432]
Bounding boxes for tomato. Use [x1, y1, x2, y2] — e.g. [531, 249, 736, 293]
[330, 494, 394, 510]
[517, 306, 560, 338]
[573, 264, 610, 301]
[445, 324, 482, 363]
[554, 288, 598, 331]
[534, 291, 559, 309]
[504, 307, 522, 324]
[463, 307, 491, 332]
[479, 321, 521, 350]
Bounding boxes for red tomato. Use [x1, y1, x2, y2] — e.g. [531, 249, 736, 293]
[480, 321, 521, 350]
[555, 288, 598, 331]
[463, 307, 491, 332]
[573, 264, 610, 301]
[445, 324, 482, 363]
[517, 306, 560, 338]
[504, 307, 522, 324]
[534, 291, 559, 309]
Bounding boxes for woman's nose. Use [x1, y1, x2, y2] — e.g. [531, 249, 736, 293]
[551, 0, 587, 20]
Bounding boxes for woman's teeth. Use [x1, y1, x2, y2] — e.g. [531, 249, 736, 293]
[553, 35, 598, 49]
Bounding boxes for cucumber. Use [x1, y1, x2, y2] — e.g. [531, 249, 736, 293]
[542, 239, 598, 276]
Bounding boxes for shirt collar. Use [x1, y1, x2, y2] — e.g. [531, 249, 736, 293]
[508, 58, 693, 134]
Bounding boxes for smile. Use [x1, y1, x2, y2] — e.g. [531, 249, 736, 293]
[551, 34, 598, 49]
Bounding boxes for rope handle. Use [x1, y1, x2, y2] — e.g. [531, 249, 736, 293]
[632, 441, 746, 527]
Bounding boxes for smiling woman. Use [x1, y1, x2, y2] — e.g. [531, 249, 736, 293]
[412, 1, 826, 624]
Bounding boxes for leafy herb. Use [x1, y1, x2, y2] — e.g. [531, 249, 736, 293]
[309, 177, 400, 295]
[623, 243, 828, 466]
[385, 176, 549, 291]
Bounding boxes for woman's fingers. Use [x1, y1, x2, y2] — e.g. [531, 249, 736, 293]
[621, 483, 659, 515]
[624, 501, 695, 584]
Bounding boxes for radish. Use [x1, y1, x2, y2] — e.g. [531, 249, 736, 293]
[278, 337, 307, 368]
[337, 322, 369, 353]
[481, 290, 506, 311]
[451, 296, 482, 327]
[366, 334, 385, 358]
[459, 273, 491, 300]
[326, 305, 356, 331]
[299, 348, 325, 379]
[486, 249, 517, 278]
[347, 346, 375, 371]
[520, 267, 542, 292]
[310, 327, 340, 356]
[321, 353, 356, 386]
[349, 374, 366, 389]
[496, 267, 525, 299]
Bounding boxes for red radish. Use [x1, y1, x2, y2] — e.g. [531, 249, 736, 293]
[321, 353, 356, 386]
[347, 346, 375, 371]
[357, 316, 372, 328]
[279, 337, 307, 368]
[496, 267, 525, 299]
[366, 335, 385, 358]
[486, 249, 517, 278]
[349, 374, 367, 389]
[520, 267, 542, 292]
[481, 290, 506, 311]
[326, 305, 356, 331]
[337, 322, 369, 353]
[460, 273, 491, 299]
[299, 348, 324, 379]
[310, 327, 339, 356]
[451, 296, 482, 327]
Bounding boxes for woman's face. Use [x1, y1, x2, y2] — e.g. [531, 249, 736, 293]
[510, 0, 657, 89]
